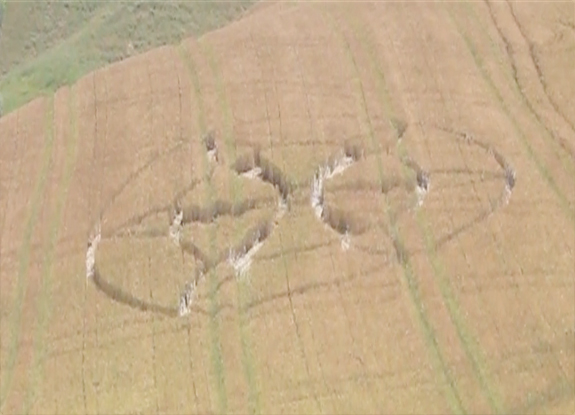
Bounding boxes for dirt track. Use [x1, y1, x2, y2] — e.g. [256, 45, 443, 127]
[1, 2, 574, 414]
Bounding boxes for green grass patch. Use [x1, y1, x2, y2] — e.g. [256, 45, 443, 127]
[0, 1, 255, 115]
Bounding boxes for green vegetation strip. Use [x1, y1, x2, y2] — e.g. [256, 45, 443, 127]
[446, 5, 574, 225]
[349, 9, 504, 413]
[0, 4, 123, 114]
[255, 31, 324, 413]
[0, 2, 255, 115]
[416, 215, 504, 414]
[176, 42, 228, 414]
[449, 5, 574, 404]
[0, 96, 55, 410]
[200, 40, 261, 415]
[318, 8, 466, 414]
[22, 88, 82, 414]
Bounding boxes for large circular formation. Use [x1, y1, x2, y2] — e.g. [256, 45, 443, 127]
[85, 122, 515, 318]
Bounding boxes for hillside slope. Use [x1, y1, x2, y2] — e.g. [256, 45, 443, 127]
[0, 1, 255, 115]
[1, 2, 573, 414]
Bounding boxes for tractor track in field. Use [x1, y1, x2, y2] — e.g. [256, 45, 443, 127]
[484, 0, 575, 164]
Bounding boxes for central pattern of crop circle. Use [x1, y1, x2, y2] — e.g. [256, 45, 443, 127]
[85, 123, 515, 318]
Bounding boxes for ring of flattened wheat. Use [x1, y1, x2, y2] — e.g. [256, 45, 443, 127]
[85, 131, 292, 317]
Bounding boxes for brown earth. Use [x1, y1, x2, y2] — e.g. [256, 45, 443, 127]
[1, 1, 574, 414]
